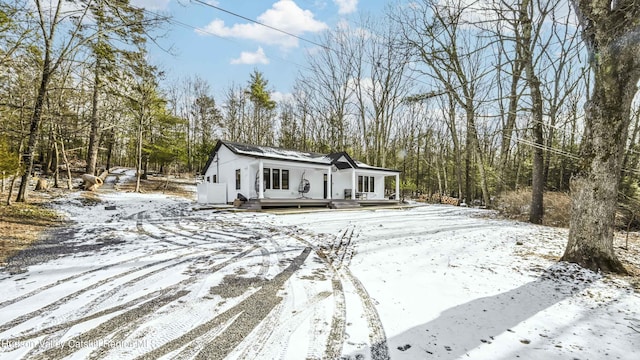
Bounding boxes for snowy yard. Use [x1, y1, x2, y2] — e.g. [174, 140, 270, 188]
[1, 176, 639, 359]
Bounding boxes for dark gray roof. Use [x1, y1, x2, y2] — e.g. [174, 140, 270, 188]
[202, 140, 400, 174]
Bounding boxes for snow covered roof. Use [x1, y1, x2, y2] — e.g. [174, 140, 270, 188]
[203, 140, 400, 174]
[223, 141, 331, 165]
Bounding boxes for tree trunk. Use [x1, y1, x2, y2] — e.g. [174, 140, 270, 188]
[105, 128, 114, 171]
[466, 107, 491, 206]
[57, 125, 73, 190]
[86, 57, 101, 176]
[561, 2, 640, 273]
[135, 114, 143, 193]
[499, 53, 523, 193]
[53, 139, 60, 188]
[520, 0, 545, 224]
[16, 56, 51, 202]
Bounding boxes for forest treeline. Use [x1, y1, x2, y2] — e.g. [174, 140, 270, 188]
[1, 1, 639, 216]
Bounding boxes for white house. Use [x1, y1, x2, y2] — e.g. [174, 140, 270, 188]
[197, 140, 401, 207]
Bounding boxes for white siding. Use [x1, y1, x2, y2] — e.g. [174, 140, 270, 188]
[199, 144, 399, 202]
[203, 145, 253, 203]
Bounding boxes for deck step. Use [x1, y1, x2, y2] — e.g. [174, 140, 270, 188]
[329, 200, 361, 209]
[239, 200, 262, 210]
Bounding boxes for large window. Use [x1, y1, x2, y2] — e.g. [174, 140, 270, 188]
[261, 168, 289, 190]
[272, 169, 280, 189]
[235, 169, 241, 189]
[282, 170, 289, 190]
[358, 175, 375, 192]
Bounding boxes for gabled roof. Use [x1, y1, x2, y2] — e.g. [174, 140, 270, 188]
[202, 140, 400, 174]
[223, 141, 329, 164]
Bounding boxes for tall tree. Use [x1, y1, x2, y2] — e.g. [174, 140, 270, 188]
[561, 1, 640, 273]
[84, 0, 163, 175]
[303, 27, 355, 151]
[192, 92, 223, 169]
[14, 0, 163, 201]
[15, 0, 91, 202]
[520, 0, 546, 224]
[246, 70, 276, 146]
[352, 14, 411, 168]
[396, 0, 493, 204]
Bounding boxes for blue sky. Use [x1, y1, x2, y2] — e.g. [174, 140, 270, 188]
[131, 0, 388, 100]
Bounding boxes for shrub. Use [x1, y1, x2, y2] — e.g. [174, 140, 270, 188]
[495, 189, 571, 227]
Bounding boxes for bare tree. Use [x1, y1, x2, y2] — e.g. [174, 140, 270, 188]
[519, 0, 548, 224]
[396, 0, 493, 204]
[352, 15, 412, 168]
[561, 0, 640, 273]
[15, 0, 92, 202]
[303, 26, 355, 151]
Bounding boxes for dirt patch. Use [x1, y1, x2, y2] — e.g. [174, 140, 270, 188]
[0, 193, 65, 266]
[209, 275, 267, 298]
[614, 232, 640, 279]
[116, 175, 196, 200]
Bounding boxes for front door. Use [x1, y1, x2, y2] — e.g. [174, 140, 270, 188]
[323, 174, 328, 199]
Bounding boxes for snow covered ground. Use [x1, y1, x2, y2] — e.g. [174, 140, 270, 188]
[1, 178, 638, 359]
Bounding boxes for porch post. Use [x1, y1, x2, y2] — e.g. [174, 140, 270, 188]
[258, 160, 264, 199]
[327, 166, 332, 200]
[395, 173, 400, 202]
[351, 170, 356, 200]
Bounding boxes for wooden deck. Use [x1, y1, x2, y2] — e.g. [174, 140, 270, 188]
[240, 198, 400, 210]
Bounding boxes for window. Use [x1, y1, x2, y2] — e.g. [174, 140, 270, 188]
[213, 175, 217, 183]
[260, 168, 289, 191]
[272, 169, 280, 189]
[263, 168, 271, 189]
[358, 176, 375, 192]
[206, 176, 210, 183]
[282, 170, 289, 189]
[235, 169, 241, 190]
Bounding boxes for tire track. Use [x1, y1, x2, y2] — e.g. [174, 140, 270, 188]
[332, 225, 389, 359]
[133, 247, 312, 360]
[232, 276, 332, 359]
[341, 267, 390, 360]
[2, 245, 260, 352]
[288, 231, 347, 359]
[0, 247, 181, 309]
[325, 275, 347, 359]
[168, 314, 241, 360]
[36, 251, 218, 346]
[0, 254, 194, 333]
[30, 290, 191, 360]
[292, 227, 389, 359]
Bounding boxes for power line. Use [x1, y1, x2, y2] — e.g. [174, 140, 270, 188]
[191, 0, 330, 51]
[136, 5, 314, 79]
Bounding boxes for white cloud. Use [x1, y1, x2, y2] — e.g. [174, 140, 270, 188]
[334, 0, 358, 14]
[198, 0, 328, 48]
[231, 47, 269, 65]
[271, 91, 294, 103]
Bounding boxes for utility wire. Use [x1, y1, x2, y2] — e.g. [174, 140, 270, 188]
[191, 0, 330, 51]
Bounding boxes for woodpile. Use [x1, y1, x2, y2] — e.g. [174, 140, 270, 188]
[440, 195, 461, 206]
[427, 193, 461, 206]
